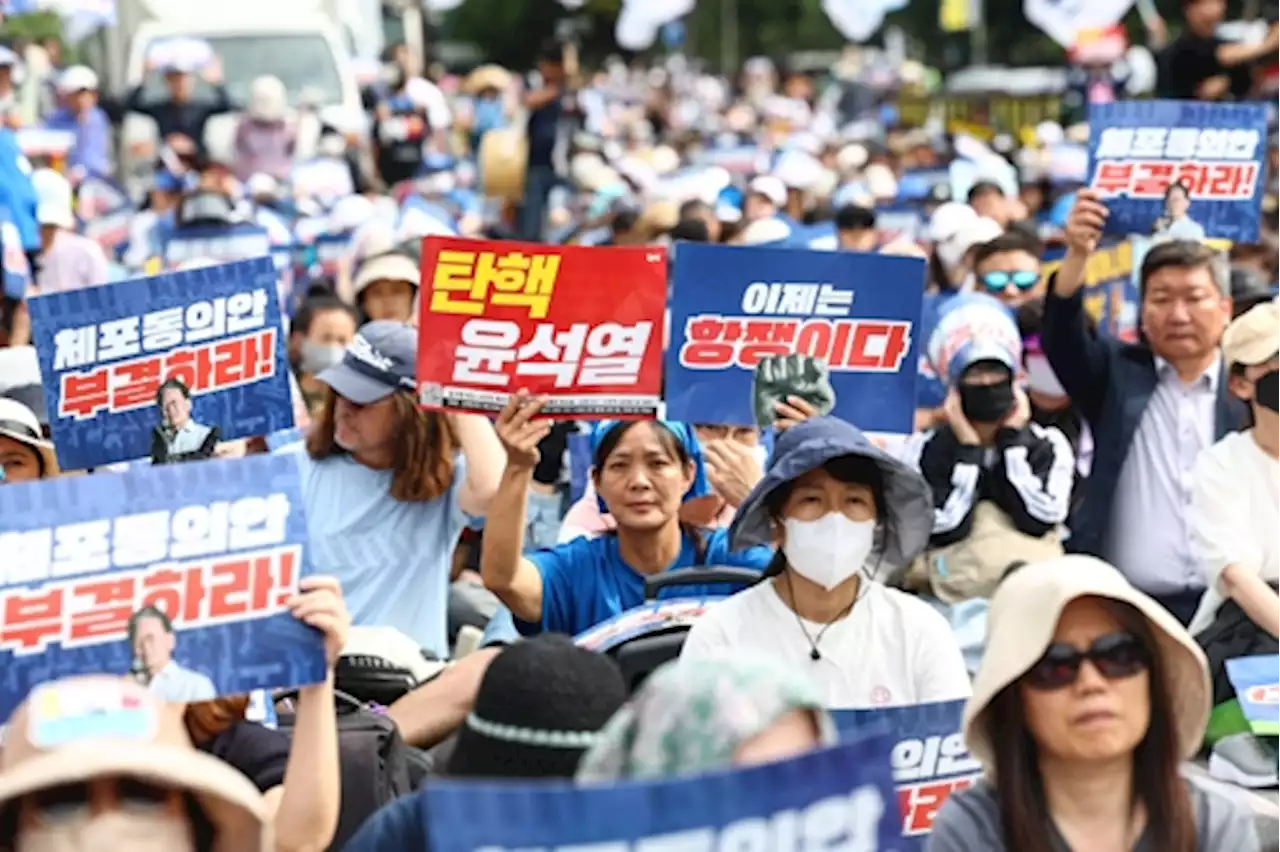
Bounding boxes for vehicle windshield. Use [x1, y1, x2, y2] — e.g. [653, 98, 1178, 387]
[139, 33, 344, 107]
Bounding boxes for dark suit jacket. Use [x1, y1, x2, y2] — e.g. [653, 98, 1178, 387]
[1041, 283, 1248, 558]
[150, 423, 221, 465]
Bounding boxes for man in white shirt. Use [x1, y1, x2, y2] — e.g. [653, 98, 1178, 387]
[150, 378, 218, 464]
[128, 606, 217, 703]
[1188, 301, 1280, 648]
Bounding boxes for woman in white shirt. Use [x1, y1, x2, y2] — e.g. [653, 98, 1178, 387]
[1188, 301, 1279, 701]
[681, 416, 972, 708]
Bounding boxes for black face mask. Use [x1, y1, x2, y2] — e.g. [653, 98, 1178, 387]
[1255, 369, 1279, 413]
[960, 378, 1016, 423]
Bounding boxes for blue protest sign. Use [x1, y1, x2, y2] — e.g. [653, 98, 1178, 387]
[567, 430, 591, 504]
[1087, 100, 1269, 242]
[164, 222, 273, 269]
[666, 244, 923, 433]
[833, 699, 979, 848]
[27, 257, 294, 471]
[424, 732, 900, 852]
[0, 453, 327, 720]
[1040, 240, 1136, 339]
[1225, 655, 1280, 736]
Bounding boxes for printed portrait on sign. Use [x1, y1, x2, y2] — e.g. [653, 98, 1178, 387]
[126, 604, 217, 703]
[150, 378, 219, 465]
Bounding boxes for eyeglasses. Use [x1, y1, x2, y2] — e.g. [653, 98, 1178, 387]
[1023, 631, 1150, 691]
[979, 270, 1041, 292]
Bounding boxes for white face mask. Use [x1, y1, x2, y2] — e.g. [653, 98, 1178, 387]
[1025, 353, 1067, 398]
[18, 807, 195, 852]
[782, 513, 876, 591]
[299, 340, 346, 375]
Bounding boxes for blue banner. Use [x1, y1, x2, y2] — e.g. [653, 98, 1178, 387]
[666, 244, 923, 433]
[1225, 655, 1280, 736]
[0, 453, 327, 719]
[1087, 100, 1269, 243]
[164, 222, 273, 270]
[1040, 240, 1137, 340]
[833, 699, 978, 848]
[424, 732, 900, 852]
[27, 257, 294, 471]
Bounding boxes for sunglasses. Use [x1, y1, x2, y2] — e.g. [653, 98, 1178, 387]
[1024, 631, 1150, 691]
[980, 270, 1041, 292]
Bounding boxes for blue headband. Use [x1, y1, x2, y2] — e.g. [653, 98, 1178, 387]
[590, 420, 714, 513]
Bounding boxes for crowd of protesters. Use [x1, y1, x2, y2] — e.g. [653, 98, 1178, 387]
[0, 1, 1277, 849]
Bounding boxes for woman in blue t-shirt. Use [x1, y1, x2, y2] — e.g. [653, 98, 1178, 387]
[296, 320, 505, 658]
[480, 393, 773, 637]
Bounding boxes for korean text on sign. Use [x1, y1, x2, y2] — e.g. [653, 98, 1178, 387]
[666, 244, 924, 434]
[27, 258, 295, 471]
[833, 699, 979, 849]
[1087, 100, 1269, 243]
[418, 237, 667, 419]
[0, 454, 327, 719]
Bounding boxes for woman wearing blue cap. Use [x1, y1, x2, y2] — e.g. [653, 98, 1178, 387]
[480, 393, 773, 637]
[679, 416, 971, 708]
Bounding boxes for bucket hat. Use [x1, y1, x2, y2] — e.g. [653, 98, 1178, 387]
[0, 397, 58, 477]
[0, 676, 269, 851]
[963, 555, 1212, 772]
[728, 416, 933, 569]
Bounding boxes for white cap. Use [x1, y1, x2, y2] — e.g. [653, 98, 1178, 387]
[353, 252, 420, 296]
[836, 143, 868, 174]
[32, 169, 74, 230]
[738, 217, 791, 246]
[772, 151, 824, 192]
[57, 65, 98, 94]
[248, 75, 287, 123]
[747, 175, 787, 208]
[863, 163, 898, 200]
[327, 195, 375, 234]
[927, 201, 980, 243]
[245, 173, 279, 198]
[936, 216, 1004, 272]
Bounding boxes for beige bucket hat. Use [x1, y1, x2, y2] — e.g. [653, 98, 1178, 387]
[963, 555, 1212, 772]
[0, 676, 270, 852]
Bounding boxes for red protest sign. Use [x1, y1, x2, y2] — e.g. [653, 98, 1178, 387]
[417, 237, 667, 418]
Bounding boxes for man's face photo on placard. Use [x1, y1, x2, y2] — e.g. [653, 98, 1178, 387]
[158, 380, 193, 431]
[1166, 181, 1192, 222]
[130, 608, 176, 679]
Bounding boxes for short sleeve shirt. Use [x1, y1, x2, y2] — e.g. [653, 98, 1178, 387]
[516, 529, 773, 637]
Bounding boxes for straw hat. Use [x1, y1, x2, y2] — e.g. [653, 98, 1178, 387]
[963, 555, 1212, 773]
[0, 676, 269, 851]
[463, 64, 512, 96]
[478, 127, 528, 202]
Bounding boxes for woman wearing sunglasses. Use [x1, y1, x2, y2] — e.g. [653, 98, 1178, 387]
[971, 231, 1045, 311]
[928, 555, 1259, 852]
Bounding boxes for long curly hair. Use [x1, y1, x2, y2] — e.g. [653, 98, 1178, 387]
[304, 388, 459, 502]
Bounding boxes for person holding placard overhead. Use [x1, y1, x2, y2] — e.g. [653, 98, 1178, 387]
[299, 320, 505, 660]
[480, 396, 772, 638]
[679, 416, 971, 708]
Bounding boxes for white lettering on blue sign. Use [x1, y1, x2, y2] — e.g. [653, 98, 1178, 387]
[51, 288, 270, 370]
[469, 785, 885, 852]
[890, 734, 981, 781]
[0, 494, 292, 586]
[740, 283, 853, 318]
[1096, 126, 1261, 162]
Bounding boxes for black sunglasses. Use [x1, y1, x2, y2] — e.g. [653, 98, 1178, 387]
[1024, 631, 1150, 691]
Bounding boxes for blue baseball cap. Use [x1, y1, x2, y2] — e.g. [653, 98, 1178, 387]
[316, 320, 418, 404]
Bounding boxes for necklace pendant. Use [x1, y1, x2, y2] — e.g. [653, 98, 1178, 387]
[809, 648, 821, 661]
